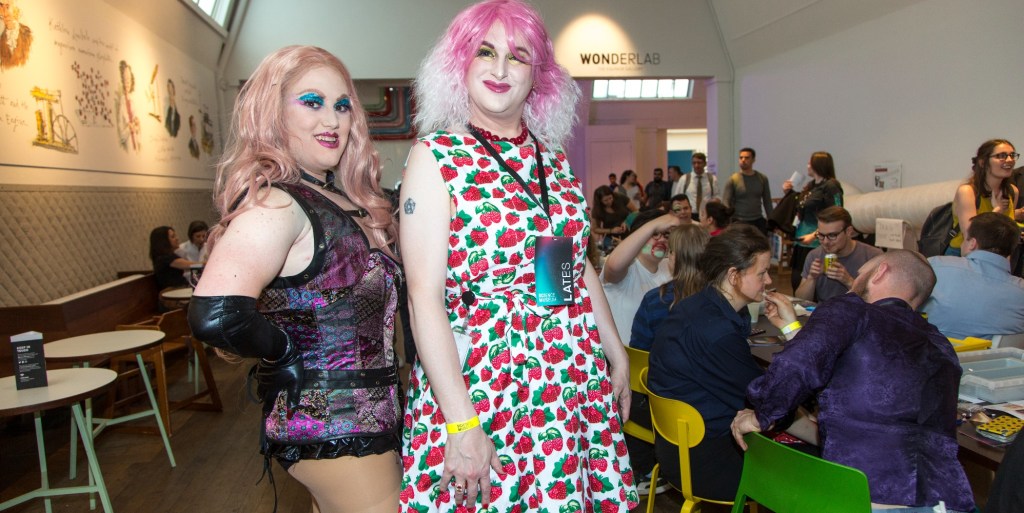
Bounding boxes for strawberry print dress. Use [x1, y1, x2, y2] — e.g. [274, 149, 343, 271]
[400, 130, 639, 513]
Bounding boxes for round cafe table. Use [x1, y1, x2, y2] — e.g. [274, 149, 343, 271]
[45, 331, 176, 472]
[0, 368, 118, 513]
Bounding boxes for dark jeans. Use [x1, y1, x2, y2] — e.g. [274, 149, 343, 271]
[735, 217, 768, 235]
[624, 393, 656, 478]
[790, 244, 814, 291]
[654, 433, 745, 501]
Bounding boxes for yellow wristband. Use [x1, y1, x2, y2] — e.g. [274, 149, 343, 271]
[781, 321, 803, 335]
[446, 416, 480, 434]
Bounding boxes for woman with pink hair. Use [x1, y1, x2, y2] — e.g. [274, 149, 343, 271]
[188, 46, 402, 512]
[399, 1, 638, 511]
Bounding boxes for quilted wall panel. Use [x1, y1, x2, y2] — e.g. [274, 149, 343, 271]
[0, 185, 216, 307]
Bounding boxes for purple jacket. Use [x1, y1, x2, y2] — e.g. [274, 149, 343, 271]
[747, 294, 974, 511]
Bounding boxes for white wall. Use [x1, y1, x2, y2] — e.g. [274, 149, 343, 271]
[0, 0, 221, 189]
[734, 0, 1024, 196]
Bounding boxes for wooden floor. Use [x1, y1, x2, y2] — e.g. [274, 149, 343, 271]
[0, 353, 712, 513]
[0, 266, 803, 513]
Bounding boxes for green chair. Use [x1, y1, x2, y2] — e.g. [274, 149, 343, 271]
[640, 368, 748, 513]
[623, 346, 654, 444]
[731, 432, 871, 513]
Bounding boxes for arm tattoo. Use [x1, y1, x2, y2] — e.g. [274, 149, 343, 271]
[403, 197, 416, 215]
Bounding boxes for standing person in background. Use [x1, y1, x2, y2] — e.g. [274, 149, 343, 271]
[620, 169, 645, 208]
[188, 46, 403, 513]
[947, 139, 1021, 256]
[644, 167, 671, 210]
[723, 147, 773, 234]
[398, 1, 639, 511]
[782, 151, 843, 291]
[608, 172, 620, 194]
[676, 153, 716, 222]
[668, 194, 693, 224]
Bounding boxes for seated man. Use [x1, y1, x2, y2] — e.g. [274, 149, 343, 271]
[794, 206, 882, 302]
[922, 212, 1024, 340]
[668, 194, 693, 224]
[731, 250, 975, 512]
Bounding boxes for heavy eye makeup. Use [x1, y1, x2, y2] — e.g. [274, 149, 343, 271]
[297, 92, 325, 109]
[475, 42, 531, 64]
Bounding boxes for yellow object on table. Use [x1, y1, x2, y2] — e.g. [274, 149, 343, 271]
[948, 336, 993, 352]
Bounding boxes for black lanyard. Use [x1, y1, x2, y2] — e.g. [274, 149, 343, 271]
[467, 126, 550, 218]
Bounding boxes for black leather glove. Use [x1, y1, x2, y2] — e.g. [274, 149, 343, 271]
[253, 340, 304, 416]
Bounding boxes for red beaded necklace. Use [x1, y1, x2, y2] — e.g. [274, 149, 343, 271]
[467, 120, 529, 146]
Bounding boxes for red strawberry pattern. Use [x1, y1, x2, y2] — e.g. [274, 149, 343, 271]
[400, 131, 636, 513]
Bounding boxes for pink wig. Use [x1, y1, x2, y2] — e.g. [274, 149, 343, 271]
[211, 45, 397, 259]
[414, 0, 579, 147]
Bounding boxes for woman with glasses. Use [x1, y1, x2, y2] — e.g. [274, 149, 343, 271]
[947, 139, 1021, 256]
[782, 151, 843, 291]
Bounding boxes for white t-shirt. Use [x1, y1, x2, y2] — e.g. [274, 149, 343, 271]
[601, 258, 671, 346]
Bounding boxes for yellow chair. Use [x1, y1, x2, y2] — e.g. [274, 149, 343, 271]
[948, 336, 992, 352]
[623, 346, 654, 444]
[640, 368, 751, 513]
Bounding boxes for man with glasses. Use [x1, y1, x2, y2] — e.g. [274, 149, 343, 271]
[794, 206, 882, 302]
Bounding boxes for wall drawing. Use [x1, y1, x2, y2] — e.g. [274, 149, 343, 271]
[31, 86, 78, 153]
[0, 0, 33, 70]
[70, 61, 112, 127]
[114, 59, 140, 152]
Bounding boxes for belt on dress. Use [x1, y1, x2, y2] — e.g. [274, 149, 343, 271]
[302, 366, 398, 390]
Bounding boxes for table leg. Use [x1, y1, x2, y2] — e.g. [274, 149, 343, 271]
[135, 353, 176, 467]
[71, 404, 113, 513]
[32, 412, 53, 513]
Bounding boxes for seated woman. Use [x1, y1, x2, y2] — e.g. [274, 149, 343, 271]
[947, 138, 1021, 256]
[149, 226, 199, 290]
[702, 200, 733, 236]
[647, 224, 771, 501]
[591, 185, 633, 252]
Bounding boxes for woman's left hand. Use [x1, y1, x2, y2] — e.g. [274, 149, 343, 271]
[798, 232, 816, 245]
[610, 363, 631, 423]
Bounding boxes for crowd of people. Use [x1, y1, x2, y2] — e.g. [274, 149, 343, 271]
[164, 0, 1024, 511]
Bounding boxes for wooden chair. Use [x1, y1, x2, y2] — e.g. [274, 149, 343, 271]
[623, 346, 655, 444]
[731, 433, 870, 513]
[640, 368, 751, 513]
[112, 309, 222, 434]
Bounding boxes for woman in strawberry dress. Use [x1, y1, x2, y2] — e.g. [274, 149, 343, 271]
[398, 1, 638, 512]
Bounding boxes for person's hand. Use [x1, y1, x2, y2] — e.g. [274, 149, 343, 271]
[992, 188, 1010, 213]
[763, 291, 797, 329]
[654, 213, 683, 231]
[441, 426, 505, 508]
[806, 258, 823, 280]
[731, 409, 763, 450]
[613, 224, 626, 235]
[253, 343, 304, 416]
[798, 232, 816, 245]
[609, 363, 631, 423]
[782, 180, 794, 194]
[824, 261, 854, 288]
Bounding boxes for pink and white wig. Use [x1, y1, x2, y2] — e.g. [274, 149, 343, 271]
[413, 0, 580, 147]
[211, 45, 396, 258]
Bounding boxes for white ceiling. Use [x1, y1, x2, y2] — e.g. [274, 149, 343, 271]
[709, 0, 927, 68]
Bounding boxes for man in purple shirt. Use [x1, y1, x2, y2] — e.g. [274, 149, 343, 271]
[731, 250, 974, 512]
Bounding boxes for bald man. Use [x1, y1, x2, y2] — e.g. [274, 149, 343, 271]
[731, 250, 975, 512]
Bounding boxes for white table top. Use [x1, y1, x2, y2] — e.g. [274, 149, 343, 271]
[0, 368, 118, 415]
[45, 330, 165, 361]
[161, 288, 193, 300]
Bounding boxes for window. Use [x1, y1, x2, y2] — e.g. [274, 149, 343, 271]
[185, 0, 234, 29]
[592, 79, 692, 100]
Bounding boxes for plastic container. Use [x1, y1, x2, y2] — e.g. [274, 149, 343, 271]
[959, 348, 1024, 402]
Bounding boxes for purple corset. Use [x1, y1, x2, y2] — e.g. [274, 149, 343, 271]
[258, 183, 401, 444]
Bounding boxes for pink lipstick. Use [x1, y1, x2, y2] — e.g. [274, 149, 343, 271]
[484, 81, 510, 93]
